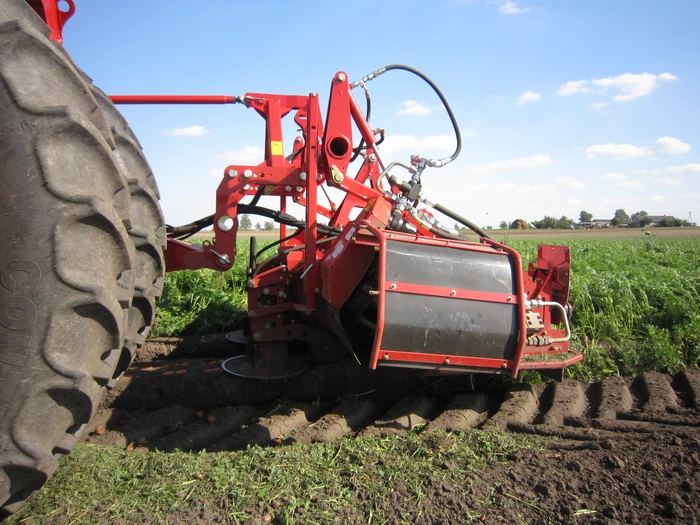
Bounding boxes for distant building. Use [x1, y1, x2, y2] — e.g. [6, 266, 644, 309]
[576, 219, 613, 229]
[630, 215, 674, 227]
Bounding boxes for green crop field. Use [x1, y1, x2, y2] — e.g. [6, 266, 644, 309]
[153, 234, 700, 380]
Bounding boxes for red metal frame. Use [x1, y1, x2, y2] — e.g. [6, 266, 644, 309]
[109, 95, 238, 105]
[108, 67, 579, 378]
[28, 0, 75, 45]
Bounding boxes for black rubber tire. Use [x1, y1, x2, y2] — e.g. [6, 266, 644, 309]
[47, 37, 167, 381]
[0, 0, 164, 512]
[89, 86, 166, 382]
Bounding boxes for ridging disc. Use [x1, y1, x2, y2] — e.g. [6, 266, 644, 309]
[221, 355, 308, 379]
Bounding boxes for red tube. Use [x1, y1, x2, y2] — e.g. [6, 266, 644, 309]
[109, 95, 237, 104]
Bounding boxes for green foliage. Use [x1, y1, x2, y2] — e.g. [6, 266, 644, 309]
[579, 210, 593, 223]
[614, 208, 629, 221]
[532, 215, 574, 230]
[238, 214, 252, 230]
[509, 238, 700, 378]
[151, 240, 264, 336]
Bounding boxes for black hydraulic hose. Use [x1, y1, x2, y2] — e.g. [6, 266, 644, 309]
[428, 225, 461, 240]
[358, 64, 462, 166]
[249, 185, 266, 207]
[255, 228, 304, 260]
[432, 201, 492, 240]
[237, 204, 340, 236]
[166, 215, 214, 239]
[166, 204, 340, 240]
[252, 236, 339, 278]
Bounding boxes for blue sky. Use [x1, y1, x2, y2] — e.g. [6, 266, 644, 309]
[64, 0, 700, 228]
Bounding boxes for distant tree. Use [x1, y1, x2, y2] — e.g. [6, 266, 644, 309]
[533, 216, 557, 229]
[660, 216, 679, 227]
[263, 221, 275, 231]
[631, 210, 652, 227]
[255, 222, 262, 230]
[579, 210, 593, 223]
[239, 214, 252, 230]
[615, 209, 630, 221]
[533, 215, 574, 230]
[499, 220, 509, 229]
[611, 208, 629, 227]
[557, 216, 575, 229]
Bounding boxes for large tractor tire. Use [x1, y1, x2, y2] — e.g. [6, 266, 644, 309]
[0, 0, 165, 512]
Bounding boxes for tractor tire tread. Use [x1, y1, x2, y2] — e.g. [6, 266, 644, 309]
[0, 4, 135, 513]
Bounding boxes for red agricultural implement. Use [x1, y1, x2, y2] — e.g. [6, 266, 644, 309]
[0, 0, 582, 512]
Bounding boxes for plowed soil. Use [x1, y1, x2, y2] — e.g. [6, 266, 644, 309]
[85, 336, 700, 524]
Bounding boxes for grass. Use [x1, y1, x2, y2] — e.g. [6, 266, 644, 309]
[151, 240, 255, 337]
[153, 236, 700, 380]
[508, 238, 700, 380]
[8, 431, 547, 524]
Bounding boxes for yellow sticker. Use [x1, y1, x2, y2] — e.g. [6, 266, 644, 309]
[270, 141, 284, 156]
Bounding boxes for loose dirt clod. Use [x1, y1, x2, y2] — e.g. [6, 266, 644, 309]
[541, 380, 587, 427]
[639, 371, 679, 413]
[482, 385, 537, 431]
[208, 404, 319, 451]
[359, 397, 437, 437]
[594, 376, 633, 419]
[677, 368, 700, 407]
[423, 393, 488, 433]
[150, 405, 257, 452]
[292, 401, 378, 443]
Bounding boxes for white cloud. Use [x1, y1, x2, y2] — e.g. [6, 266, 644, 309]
[556, 177, 586, 189]
[161, 125, 211, 137]
[601, 172, 627, 180]
[589, 102, 610, 111]
[616, 181, 643, 189]
[379, 134, 457, 154]
[468, 154, 552, 173]
[218, 145, 264, 164]
[397, 100, 431, 116]
[586, 136, 691, 159]
[651, 195, 667, 202]
[499, 1, 530, 14]
[516, 91, 541, 106]
[558, 80, 592, 96]
[655, 136, 692, 155]
[586, 143, 648, 160]
[558, 72, 677, 102]
[592, 73, 658, 102]
[661, 163, 700, 174]
[653, 177, 683, 186]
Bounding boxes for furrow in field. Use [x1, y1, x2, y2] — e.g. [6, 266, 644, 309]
[84, 354, 700, 452]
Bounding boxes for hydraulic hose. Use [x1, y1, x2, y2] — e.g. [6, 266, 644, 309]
[432, 201, 492, 240]
[353, 64, 462, 167]
[166, 204, 340, 240]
